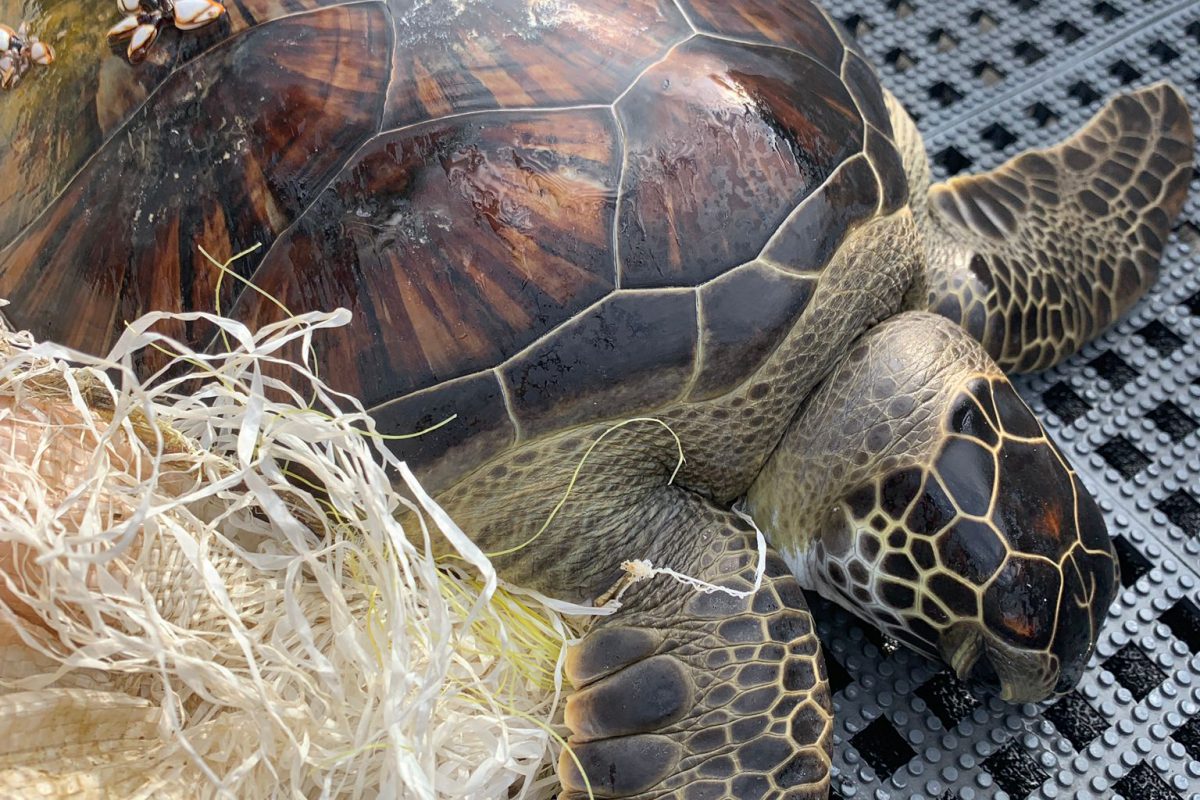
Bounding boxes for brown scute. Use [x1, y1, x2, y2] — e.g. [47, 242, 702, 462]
[881, 552, 919, 581]
[879, 580, 916, 610]
[229, 107, 620, 406]
[879, 468, 923, 518]
[1051, 550, 1099, 687]
[937, 518, 1007, 585]
[1073, 473, 1113, 554]
[928, 572, 979, 618]
[616, 36, 864, 288]
[761, 155, 880, 273]
[383, 0, 689, 129]
[990, 379, 1043, 438]
[500, 290, 698, 438]
[677, 0, 846, 72]
[991, 439, 1077, 560]
[935, 437, 996, 517]
[865, 124, 910, 214]
[983, 556, 1061, 649]
[948, 391, 999, 446]
[842, 52, 892, 135]
[690, 262, 816, 401]
[0, 5, 390, 362]
[0, 0, 355, 251]
[905, 473, 956, 535]
[370, 371, 517, 497]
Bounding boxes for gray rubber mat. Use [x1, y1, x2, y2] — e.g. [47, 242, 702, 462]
[812, 1, 1200, 798]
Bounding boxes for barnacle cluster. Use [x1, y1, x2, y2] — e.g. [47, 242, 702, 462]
[107, 0, 225, 63]
[0, 23, 54, 90]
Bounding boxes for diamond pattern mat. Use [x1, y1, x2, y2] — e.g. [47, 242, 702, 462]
[815, 0, 1200, 797]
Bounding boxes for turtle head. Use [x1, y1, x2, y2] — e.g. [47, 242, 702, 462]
[813, 376, 1119, 702]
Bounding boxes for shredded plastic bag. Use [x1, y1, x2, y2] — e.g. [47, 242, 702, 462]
[0, 301, 604, 799]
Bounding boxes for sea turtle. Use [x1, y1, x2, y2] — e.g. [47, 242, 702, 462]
[0, 0, 1194, 796]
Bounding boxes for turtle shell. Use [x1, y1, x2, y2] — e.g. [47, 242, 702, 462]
[0, 0, 905, 492]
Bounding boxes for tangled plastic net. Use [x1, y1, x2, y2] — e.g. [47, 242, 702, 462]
[0, 300, 605, 799]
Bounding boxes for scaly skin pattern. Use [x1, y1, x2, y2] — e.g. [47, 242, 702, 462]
[422, 211, 920, 602]
[899, 83, 1194, 372]
[558, 488, 832, 800]
[747, 313, 1119, 702]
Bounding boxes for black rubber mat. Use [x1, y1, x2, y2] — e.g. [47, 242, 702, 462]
[814, 1, 1200, 797]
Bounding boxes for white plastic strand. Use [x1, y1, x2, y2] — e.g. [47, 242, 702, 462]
[0, 305, 601, 799]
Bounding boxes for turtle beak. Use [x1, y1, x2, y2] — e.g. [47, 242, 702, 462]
[939, 622, 1059, 703]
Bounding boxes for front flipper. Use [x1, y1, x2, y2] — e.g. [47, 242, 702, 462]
[913, 82, 1193, 372]
[557, 489, 832, 800]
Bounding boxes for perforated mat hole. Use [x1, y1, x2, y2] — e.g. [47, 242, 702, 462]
[1044, 691, 1108, 750]
[1097, 435, 1151, 479]
[1187, 20, 1200, 45]
[1112, 536, 1152, 588]
[1136, 320, 1185, 357]
[1184, 287, 1200, 317]
[1111, 761, 1182, 800]
[1109, 59, 1144, 85]
[1088, 350, 1140, 390]
[824, 652, 854, 695]
[1013, 40, 1047, 65]
[1008, 0, 1038, 11]
[1172, 715, 1200, 762]
[1027, 101, 1060, 127]
[968, 8, 998, 32]
[934, 146, 974, 175]
[1090, 0, 1124, 22]
[1159, 597, 1200, 654]
[927, 28, 959, 52]
[841, 13, 873, 38]
[1158, 490, 1200, 537]
[980, 121, 1017, 149]
[1147, 39, 1180, 64]
[849, 715, 915, 779]
[1068, 80, 1102, 106]
[928, 81, 964, 107]
[885, 47, 919, 72]
[1042, 381, 1092, 424]
[1053, 20, 1086, 43]
[915, 670, 980, 729]
[1105, 642, 1166, 701]
[1146, 400, 1198, 443]
[886, 0, 917, 17]
[973, 62, 1008, 87]
[981, 739, 1048, 799]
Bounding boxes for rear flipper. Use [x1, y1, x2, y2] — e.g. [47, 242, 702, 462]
[908, 82, 1193, 372]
